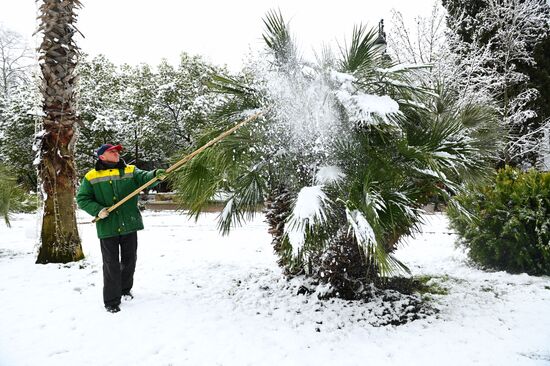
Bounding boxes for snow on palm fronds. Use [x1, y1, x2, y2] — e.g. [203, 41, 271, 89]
[330, 70, 401, 127]
[285, 185, 331, 257]
[220, 196, 234, 221]
[336, 92, 400, 127]
[345, 208, 376, 248]
[344, 208, 407, 277]
[315, 166, 345, 185]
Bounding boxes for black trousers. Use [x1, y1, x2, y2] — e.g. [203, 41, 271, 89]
[99, 232, 138, 306]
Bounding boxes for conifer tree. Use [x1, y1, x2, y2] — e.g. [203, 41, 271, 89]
[442, 0, 550, 165]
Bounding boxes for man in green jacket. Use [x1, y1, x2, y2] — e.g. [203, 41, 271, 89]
[76, 144, 165, 313]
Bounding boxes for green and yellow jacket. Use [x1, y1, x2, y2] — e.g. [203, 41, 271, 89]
[76, 160, 158, 239]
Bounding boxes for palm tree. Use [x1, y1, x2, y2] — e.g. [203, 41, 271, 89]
[171, 10, 499, 297]
[35, 0, 84, 263]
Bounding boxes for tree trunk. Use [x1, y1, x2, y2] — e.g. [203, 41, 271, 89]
[264, 186, 297, 274]
[35, 0, 84, 264]
[35, 126, 84, 265]
[135, 127, 139, 166]
[36, 125, 83, 263]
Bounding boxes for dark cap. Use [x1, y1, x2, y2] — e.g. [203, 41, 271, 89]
[95, 144, 123, 158]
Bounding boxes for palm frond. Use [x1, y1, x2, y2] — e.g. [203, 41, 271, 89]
[217, 164, 267, 234]
[171, 152, 225, 217]
[344, 203, 410, 277]
[398, 86, 500, 189]
[339, 25, 381, 74]
[172, 109, 269, 234]
[206, 74, 258, 97]
[262, 9, 296, 65]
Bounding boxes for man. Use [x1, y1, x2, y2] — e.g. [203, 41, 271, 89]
[76, 144, 165, 313]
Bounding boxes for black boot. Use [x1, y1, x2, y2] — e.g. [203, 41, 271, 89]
[105, 304, 121, 313]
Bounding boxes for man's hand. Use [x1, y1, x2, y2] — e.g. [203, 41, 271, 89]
[98, 208, 110, 219]
[155, 169, 167, 181]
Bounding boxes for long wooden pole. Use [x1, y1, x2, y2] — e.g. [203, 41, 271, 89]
[92, 111, 264, 223]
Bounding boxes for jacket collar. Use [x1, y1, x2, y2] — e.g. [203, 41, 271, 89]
[95, 159, 127, 171]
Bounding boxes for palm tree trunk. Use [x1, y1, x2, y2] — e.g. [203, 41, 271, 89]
[36, 126, 83, 263]
[35, 0, 83, 264]
[265, 186, 296, 273]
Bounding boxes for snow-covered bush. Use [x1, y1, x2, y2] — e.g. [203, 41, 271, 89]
[448, 166, 550, 275]
[0, 77, 41, 190]
[75, 53, 225, 174]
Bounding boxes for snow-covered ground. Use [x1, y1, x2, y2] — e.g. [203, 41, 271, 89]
[1, 211, 549, 366]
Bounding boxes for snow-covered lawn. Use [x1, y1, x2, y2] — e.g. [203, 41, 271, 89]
[1, 211, 549, 366]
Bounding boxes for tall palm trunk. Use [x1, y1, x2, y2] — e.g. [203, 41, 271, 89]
[36, 0, 83, 264]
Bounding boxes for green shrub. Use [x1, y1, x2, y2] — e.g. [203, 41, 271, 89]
[0, 164, 38, 227]
[448, 166, 550, 275]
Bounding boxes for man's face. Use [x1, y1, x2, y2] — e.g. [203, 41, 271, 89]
[99, 149, 120, 163]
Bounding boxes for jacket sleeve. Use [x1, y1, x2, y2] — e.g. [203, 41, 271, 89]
[133, 167, 159, 188]
[76, 177, 104, 217]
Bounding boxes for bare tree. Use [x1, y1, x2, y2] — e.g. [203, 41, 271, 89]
[387, 3, 446, 64]
[0, 26, 34, 99]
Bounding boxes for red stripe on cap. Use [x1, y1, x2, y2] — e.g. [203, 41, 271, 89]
[105, 144, 123, 152]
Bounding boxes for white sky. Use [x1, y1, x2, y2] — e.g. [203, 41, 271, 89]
[0, 0, 436, 70]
